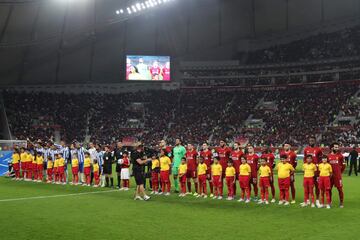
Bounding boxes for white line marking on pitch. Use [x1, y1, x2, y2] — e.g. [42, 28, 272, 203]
[0, 190, 118, 202]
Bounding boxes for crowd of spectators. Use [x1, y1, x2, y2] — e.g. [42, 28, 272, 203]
[244, 85, 359, 146]
[182, 60, 360, 87]
[3, 83, 359, 148]
[3, 92, 87, 142]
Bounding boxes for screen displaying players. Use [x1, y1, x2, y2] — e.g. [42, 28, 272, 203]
[126, 55, 171, 81]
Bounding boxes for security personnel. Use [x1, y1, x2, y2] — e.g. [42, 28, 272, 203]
[349, 146, 358, 176]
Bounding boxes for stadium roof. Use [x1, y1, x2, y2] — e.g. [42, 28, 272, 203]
[0, 0, 357, 85]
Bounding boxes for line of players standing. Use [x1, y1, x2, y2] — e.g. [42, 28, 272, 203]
[9, 136, 345, 208]
[156, 136, 345, 208]
[10, 140, 132, 188]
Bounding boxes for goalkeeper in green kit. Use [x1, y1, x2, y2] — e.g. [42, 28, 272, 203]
[172, 138, 186, 193]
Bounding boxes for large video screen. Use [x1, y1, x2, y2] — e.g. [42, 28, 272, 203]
[126, 55, 171, 81]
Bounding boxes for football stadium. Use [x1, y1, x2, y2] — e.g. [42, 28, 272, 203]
[0, 0, 360, 239]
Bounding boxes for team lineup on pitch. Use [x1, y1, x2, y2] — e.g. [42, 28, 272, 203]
[8, 137, 345, 209]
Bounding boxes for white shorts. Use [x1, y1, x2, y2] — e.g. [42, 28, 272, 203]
[121, 168, 130, 180]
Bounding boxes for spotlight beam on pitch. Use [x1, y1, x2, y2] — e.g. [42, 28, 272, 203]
[115, 0, 174, 16]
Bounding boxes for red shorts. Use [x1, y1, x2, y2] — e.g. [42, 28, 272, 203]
[239, 175, 250, 188]
[13, 163, 20, 171]
[47, 168, 53, 176]
[72, 166, 79, 175]
[160, 170, 170, 182]
[303, 177, 314, 188]
[319, 176, 331, 190]
[32, 163, 37, 170]
[278, 177, 290, 190]
[180, 174, 187, 183]
[198, 174, 206, 182]
[212, 175, 221, 187]
[186, 169, 197, 179]
[331, 175, 343, 188]
[54, 167, 58, 174]
[84, 166, 91, 175]
[259, 177, 270, 188]
[58, 166, 65, 174]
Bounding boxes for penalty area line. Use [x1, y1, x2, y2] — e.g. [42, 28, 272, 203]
[0, 190, 118, 202]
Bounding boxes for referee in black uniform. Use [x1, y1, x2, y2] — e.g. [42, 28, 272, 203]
[103, 145, 114, 187]
[114, 142, 123, 188]
[131, 144, 151, 200]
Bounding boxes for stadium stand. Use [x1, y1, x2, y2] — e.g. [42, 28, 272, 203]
[3, 24, 360, 148]
[246, 25, 360, 64]
[3, 82, 360, 147]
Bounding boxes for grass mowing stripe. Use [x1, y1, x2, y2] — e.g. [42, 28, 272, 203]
[0, 189, 118, 202]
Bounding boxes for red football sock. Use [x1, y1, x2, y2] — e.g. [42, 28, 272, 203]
[265, 188, 269, 201]
[253, 183, 258, 197]
[315, 182, 320, 200]
[246, 188, 250, 199]
[162, 182, 165, 193]
[338, 187, 344, 205]
[304, 186, 309, 203]
[326, 190, 331, 204]
[209, 181, 213, 194]
[166, 181, 171, 193]
[194, 182, 198, 193]
[291, 182, 296, 200]
[285, 189, 289, 201]
[270, 183, 276, 198]
[187, 181, 191, 192]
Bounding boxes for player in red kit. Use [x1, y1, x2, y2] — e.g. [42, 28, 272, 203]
[303, 136, 323, 207]
[149, 61, 161, 80]
[215, 140, 231, 197]
[200, 143, 213, 197]
[281, 143, 297, 204]
[246, 145, 259, 201]
[161, 61, 170, 81]
[327, 142, 345, 208]
[230, 142, 244, 196]
[186, 143, 199, 196]
[260, 147, 276, 203]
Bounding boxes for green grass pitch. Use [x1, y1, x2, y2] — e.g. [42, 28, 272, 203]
[0, 168, 359, 240]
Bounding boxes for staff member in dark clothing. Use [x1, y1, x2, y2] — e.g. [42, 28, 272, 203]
[131, 144, 151, 201]
[103, 145, 115, 187]
[349, 146, 358, 176]
[114, 142, 123, 189]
